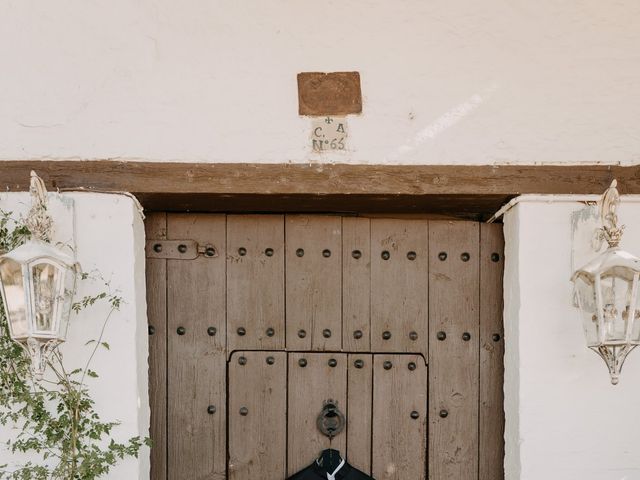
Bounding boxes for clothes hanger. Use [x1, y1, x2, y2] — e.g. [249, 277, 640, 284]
[317, 447, 344, 475]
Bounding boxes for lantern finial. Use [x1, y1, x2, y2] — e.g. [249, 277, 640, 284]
[598, 179, 624, 248]
[25, 171, 53, 243]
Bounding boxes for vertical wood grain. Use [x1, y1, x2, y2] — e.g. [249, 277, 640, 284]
[343, 218, 371, 351]
[372, 354, 427, 480]
[347, 353, 373, 474]
[479, 223, 505, 480]
[428, 221, 480, 480]
[228, 351, 287, 480]
[148, 213, 505, 480]
[145, 213, 167, 480]
[167, 214, 226, 480]
[287, 352, 347, 475]
[227, 215, 285, 351]
[285, 216, 342, 350]
[371, 219, 428, 355]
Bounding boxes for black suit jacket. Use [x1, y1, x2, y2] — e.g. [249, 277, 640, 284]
[286, 461, 374, 480]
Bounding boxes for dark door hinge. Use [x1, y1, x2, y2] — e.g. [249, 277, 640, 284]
[145, 240, 218, 259]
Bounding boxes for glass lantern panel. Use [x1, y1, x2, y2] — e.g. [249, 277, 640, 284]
[631, 313, 640, 343]
[600, 273, 634, 344]
[57, 267, 76, 341]
[0, 259, 28, 338]
[574, 277, 599, 346]
[625, 273, 640, 343]
[30, 261, 62, 335]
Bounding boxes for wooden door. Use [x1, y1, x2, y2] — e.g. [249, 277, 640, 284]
[146, 214, 505, 480]
[226, 351, 427, 480]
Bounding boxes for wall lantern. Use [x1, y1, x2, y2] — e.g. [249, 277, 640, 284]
[0, 171, 79, 379]
[571, 180, 640, 385]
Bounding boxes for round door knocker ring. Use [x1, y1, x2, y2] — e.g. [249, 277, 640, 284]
[316, 400, 346, 439]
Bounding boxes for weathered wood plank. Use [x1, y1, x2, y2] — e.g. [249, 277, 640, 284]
[371, 219, 428, 355]
[287, 352, 347, 476]
[228, 351, 287, 480]
[342, 217, 371, 351]
[166, 214, 226, 480]
[372, 354, 427, 480]
[5, 161, 639, 218]
[347, 354, 373, 474]
[285, 215, 342, 351]
[227, 215, 285, 351]
[4, 161, 637, 196]
[479, 223, 505, 480]
[428, 221, 480, 480]
[145, 213, 167, 480]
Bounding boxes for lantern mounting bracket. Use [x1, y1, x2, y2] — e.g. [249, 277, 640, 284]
[596, 179, 625, 249]
[25, 170, 53, 242]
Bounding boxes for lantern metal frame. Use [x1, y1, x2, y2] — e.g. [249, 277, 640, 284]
[571, 180, 640, 385]
[0, 171, 80, 379]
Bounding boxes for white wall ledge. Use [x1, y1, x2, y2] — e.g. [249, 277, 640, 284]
[489, 193, 640, 223]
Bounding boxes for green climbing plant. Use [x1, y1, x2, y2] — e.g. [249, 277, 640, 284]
[0, 210, 150, 479]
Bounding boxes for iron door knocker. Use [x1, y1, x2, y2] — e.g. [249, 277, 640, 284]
[316, 400, 346, 439]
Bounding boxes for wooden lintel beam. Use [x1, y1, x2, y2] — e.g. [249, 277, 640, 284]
[1, 161, 638, 217]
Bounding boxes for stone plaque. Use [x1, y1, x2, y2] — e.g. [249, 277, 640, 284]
[297, 72, 362, 116]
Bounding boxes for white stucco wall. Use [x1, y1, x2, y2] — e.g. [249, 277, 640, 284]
[1, 0, 639, 166]
[0, 192, 150, 480]
[503, 197, 640, 480]
[2, 2, 640, 478]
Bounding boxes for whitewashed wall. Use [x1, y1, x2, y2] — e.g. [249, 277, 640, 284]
[1, 0, 639, 165]
[2, 1, 640, 479]
[503, 197, 640, 480]
[0, 192, 150, 480]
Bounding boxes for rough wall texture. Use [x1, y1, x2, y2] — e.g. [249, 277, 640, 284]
[503, 198, 640, 480]
[1, 0, 639, 165]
